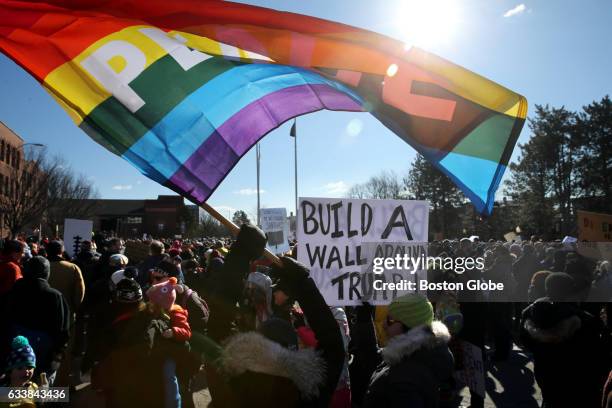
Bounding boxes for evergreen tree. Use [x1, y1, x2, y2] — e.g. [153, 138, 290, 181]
[404, 155, 464, 237]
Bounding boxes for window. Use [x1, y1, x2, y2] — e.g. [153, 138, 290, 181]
[157, 223, 165, 232]
[0, 141, 4, 162]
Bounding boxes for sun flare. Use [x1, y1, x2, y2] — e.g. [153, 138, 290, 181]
[395, 0, 461, 49]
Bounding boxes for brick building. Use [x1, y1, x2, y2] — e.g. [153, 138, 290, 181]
[0, 121, 26, 237]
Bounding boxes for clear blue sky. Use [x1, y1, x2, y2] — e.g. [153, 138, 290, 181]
[1, 0, 611, 221]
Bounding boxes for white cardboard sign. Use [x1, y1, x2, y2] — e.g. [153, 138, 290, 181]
[297, 197, 429, 305]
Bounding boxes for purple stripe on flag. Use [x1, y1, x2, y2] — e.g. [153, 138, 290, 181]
[168, 83, 363, 203]
[169, 133, 237, 203]
[220, 83, 363, 155]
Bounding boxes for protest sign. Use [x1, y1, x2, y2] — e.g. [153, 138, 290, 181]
[577, 210, 612, 242]
[297, 197, 429, 305]
[453, 340, 486, 398]
[260, 208, 290, 254]
[63, 219, 93, 258]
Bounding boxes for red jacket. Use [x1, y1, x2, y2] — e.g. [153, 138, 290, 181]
[0, 256, 22, 295]
[169, 305, 191, 341]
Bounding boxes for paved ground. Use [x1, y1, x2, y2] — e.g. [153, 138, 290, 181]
[458, 345, 542, 408]
[72, 345, 541, 408]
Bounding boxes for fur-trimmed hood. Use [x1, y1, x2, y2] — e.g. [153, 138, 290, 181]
[382, 321, 451, 366]
[523, 315, 582, 343]
[218, 332, 325, 399]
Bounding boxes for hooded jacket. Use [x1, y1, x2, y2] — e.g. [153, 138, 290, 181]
[521, 299, 610, 408]
[205, 242, 344, 408]
[363, 321, 454, 408]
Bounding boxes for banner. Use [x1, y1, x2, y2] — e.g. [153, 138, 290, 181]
[453, 340, 486, 399]
[577, 210, 612, 242]
[259, 208, 290, 254]
[297, 197, 429, 305]
[0, 0, 527, 215]
[63, 218, 93, 258]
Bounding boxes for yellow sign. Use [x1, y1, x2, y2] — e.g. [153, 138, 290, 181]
[577, 210, 612, 242]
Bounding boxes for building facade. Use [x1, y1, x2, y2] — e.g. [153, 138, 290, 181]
[0, 121, 26, 237]
[79, 195, 198, 238]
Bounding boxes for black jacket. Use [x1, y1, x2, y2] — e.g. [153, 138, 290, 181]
[363, 322, 454, 408]
[521, 299, 611, 408]
[3, 277, 71, 365]
[206, 245, 344, 408]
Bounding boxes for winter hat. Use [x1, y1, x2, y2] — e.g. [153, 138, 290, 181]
[147, 277, 181, 311]
[110, 266, 139, 288]
[115, 278, 143, 303]
[109, 254, 129, 267]
[247, 272, 273, 310]
[388, 293, 434, 329]
[528, 298, 577, 329]
[5, 336, 36, 371]
[545, 272, 575, 301]
[259, 318, 298, 350]
[156, 259, 180, 278]
[23, 256, 50, 280]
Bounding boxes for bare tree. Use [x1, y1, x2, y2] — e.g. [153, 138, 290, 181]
[199, 212, 231, 237]
[0, 148, 96, 238]
[347, 170, 404, 199]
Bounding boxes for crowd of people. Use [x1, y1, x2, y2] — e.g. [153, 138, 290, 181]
[0, 227, 610, 408]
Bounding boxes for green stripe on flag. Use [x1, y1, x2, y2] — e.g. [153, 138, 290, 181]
[80, 55, 240, 155]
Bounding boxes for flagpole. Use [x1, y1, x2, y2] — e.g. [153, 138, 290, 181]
[293, 119, 298, 217]
[199, 201, 281, 266]
[256, 143, 261, 227]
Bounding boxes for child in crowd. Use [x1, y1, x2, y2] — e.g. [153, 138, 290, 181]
[1, 336, 45, 408]
[147, 277, 192, 408]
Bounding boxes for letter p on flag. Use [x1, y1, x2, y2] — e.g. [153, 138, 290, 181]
[81, 40, 146, 113]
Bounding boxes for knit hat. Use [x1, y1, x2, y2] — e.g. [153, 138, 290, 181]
[23, 256, 50, 280]
[545, 272, 575, 301]
[115, 278, 143, 303]
[109, 254, 129, 267]
[388, 293, 434, 329]
[5, 336, 36, 371]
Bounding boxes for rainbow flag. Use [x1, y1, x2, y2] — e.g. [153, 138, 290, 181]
[0, 0, 526, 214]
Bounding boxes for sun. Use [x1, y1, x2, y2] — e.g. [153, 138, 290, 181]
[395, 0, 461, 49]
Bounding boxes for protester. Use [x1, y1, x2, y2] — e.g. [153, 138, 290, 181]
[0, 239, 25, 295]
[205, 224, 345, 407]
[93, 278, 164, 407]
[147, 277, 192, 408]
[1, 336, 42, 408]
[520, 272, 610, 408]
[45, 240, 85, 386]
[2, 256, 70, 386]
[362, 293, 454, 407]
[138, 240, 167, 287]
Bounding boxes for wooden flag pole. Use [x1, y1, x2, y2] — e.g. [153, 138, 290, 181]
[199, 201, 282, 266]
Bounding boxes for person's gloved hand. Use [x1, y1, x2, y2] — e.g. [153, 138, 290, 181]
[272, 256, 310, 296]
[232, 224, 267, 261]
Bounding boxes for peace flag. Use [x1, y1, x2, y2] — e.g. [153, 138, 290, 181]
[0, 0, 527, 214]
